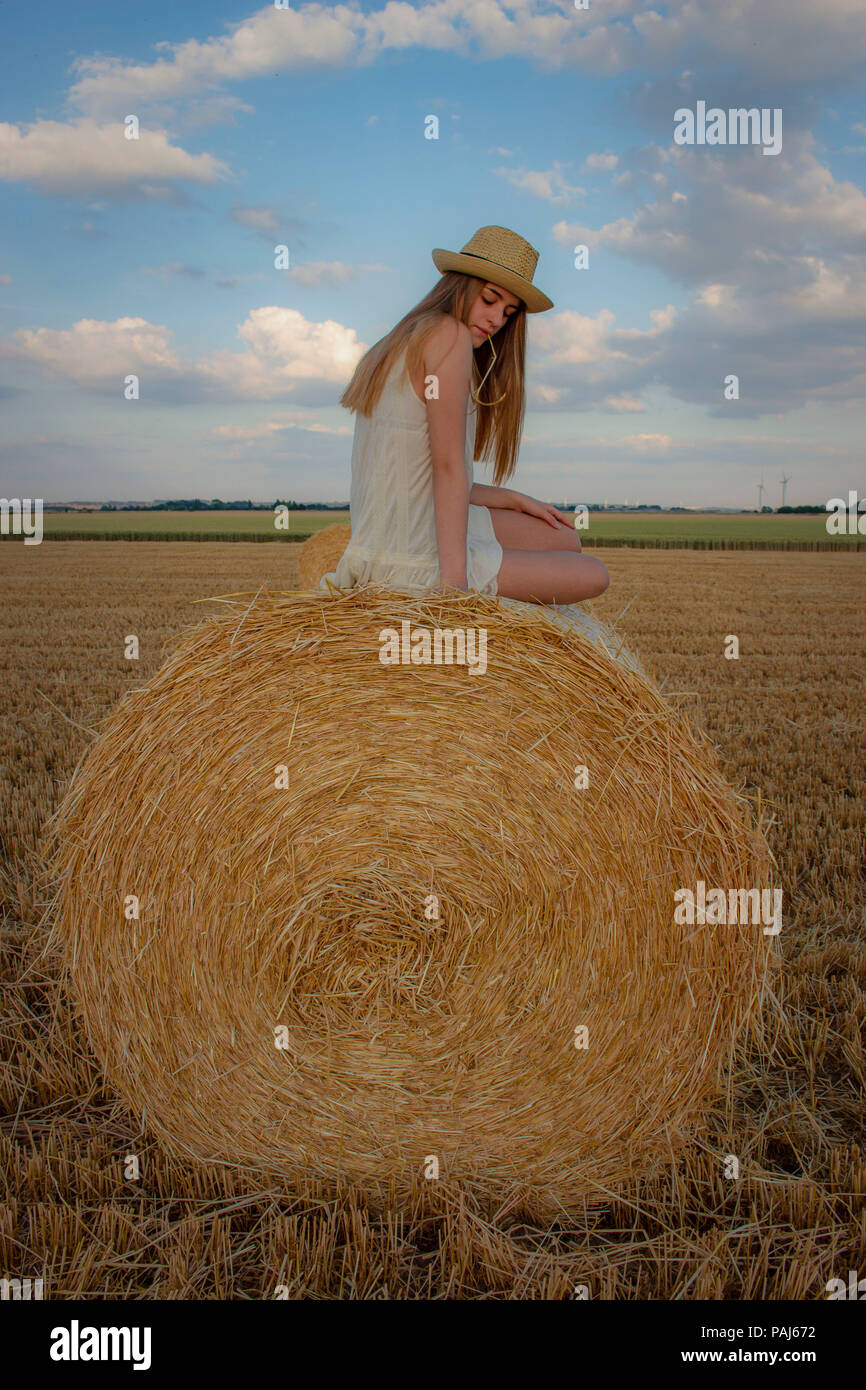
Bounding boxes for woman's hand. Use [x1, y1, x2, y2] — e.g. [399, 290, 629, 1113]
[516, 494, 575, 531]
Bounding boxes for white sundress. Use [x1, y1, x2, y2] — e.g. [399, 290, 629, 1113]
[320, 345, 503, 597]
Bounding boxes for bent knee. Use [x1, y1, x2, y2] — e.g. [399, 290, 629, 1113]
[574, 554, 609, 597]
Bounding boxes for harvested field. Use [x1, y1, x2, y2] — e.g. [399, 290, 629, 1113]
[1, 542, 864, 1299]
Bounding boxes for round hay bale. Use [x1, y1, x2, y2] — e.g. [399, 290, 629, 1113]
[51, 586, 774, 1218]
[297, 523, 351, 589]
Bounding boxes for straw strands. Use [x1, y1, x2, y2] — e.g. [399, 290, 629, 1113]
[49, 584, 775, 1218]
[297, 524, 352, 589]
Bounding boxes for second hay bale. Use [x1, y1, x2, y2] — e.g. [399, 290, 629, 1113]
[297, 523, 352, 588]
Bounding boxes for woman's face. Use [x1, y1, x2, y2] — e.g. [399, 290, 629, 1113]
[467, 281, 523, 346]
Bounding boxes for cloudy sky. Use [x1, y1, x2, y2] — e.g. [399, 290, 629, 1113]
[1, 0, 864, 506]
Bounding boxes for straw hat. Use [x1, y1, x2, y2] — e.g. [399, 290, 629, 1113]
[432, 225, 554, 313]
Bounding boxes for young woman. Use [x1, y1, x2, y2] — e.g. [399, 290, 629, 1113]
[322, 225, 610, 604]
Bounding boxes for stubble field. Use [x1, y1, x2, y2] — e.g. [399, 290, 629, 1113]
[1, 541, 864, 1299]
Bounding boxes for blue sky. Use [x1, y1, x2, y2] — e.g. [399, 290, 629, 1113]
[1, 0, 865, 506]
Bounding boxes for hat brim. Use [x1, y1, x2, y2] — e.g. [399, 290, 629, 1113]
[431, 249, 553, 313]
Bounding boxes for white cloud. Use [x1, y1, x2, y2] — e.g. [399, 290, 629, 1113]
[584, 152, 618, 171]
[213, 306, 365, 386]
[625, 0, 866, 83]
[68, 7, 361, 119]
[2, 307, 367, 401]
[6, 316, 183, 380]
[553, 135, 866, 286]
[231, 205, 280, 234]
[0, 119, 227, 196]
[522, 303, 677, 414]
[531, 304, 676, 381]
[696, 284, 729, 308]
[545, 127, 866, 415]
[532, 307, 627, 367]
[620, 433, 672, 451]
[64, 1, 866, 124]
[288, 261, 389, 286]
[494, 160, 584, 205]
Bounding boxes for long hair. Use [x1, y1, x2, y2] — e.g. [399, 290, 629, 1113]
[339, 271, 527, 486]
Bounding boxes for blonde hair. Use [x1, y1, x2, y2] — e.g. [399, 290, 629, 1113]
[339, 272, 527, 486]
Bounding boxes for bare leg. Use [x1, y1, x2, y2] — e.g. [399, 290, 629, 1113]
[484, 505, 605, 602]
[495, 548, 609, 603]
[486, 506, 583, 552]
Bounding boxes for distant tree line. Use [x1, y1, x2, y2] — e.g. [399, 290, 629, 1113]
[98, 499, 345, 512]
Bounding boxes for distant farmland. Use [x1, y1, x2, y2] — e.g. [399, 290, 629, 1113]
[34, 508, 347, 541]
[28, 508, 862, 548]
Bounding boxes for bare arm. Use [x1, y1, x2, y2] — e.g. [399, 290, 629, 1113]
[425, 318, 473, 589]
[470, 482, 574, 530]
[469, 482, 524, 509]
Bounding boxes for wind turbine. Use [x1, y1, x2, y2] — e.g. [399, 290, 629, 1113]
[757, 475, 765, 511]
[780, 472, 791, 508]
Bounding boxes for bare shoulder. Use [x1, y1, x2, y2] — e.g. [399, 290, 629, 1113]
[424, 314, 472, 372]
